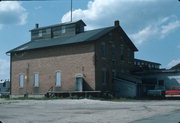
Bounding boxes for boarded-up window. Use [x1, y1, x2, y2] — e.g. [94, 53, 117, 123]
[19, 74, 24, 88]
[112, 69, 116, 78]
[34, 73, 39, 87]
[55, 71, 61, 86]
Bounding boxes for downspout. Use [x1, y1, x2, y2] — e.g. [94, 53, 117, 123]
[26, 63, 30, 97]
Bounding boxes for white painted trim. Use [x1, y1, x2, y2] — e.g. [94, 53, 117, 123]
[55, 70, 62, 87]
[34, 72, 39, 87]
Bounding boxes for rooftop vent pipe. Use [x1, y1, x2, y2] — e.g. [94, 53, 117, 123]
[114, 20, 120, 27]
[35, 24, 39, 29]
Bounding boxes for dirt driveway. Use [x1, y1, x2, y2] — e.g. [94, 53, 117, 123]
[0, 99, 180, 123]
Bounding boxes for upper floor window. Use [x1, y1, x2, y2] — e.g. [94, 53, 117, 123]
[19, 74, 24, 88]
[108, 32, 112, 41]
[52, 26, 61, 32]
[101, 42, 106, 58]
[112, 60, 116, 69]
[62, 26, 66, 33]
[112, 44, 116, 60]
[34, 73, 39, 87]
[55, 71, 61, 86]
[3, 82, 6, 87]
[120, 36, 124, 42]
[39, 30, 42, 37]
[120, 45, 124, 60]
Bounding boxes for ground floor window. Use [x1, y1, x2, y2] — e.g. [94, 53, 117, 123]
[34, 73, 39, 87]
[101, 68, 108, 85]
[19, 74, 24, 88]
[55, 71, 61, 86]
[112, 69, 116, 78]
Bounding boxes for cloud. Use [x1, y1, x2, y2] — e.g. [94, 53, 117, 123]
[0, 59, 10, 79]
[35, 6, 42, 10]
[130, 16, 180, 45]
[177, 45, 180, 49]
[130, 25, 157, 45]
[61, 0, 178, 30]
[0, 1, 27, 28]
[161, 20, 180, 36]
[61, 0, 179, 46]
[167, 59, 180, 69]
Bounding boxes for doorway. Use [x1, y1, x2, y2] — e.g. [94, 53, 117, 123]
[76, 76, 83, 91]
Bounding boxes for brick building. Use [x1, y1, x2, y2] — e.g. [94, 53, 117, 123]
[7, 20, 139, 97]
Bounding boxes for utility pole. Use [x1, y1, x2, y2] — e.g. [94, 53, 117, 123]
[71, 0, 73, 22]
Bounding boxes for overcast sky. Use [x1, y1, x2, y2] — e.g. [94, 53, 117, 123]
[0, 0, 180, 80]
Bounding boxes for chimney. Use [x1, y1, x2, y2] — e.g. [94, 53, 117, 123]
[35, 24, 39, 29]
[114, 20, 120, 27]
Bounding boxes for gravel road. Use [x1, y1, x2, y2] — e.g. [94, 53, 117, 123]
[0, 99, 180, 123]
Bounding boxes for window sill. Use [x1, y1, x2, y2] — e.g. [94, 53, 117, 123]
[101, 57, 107, 60]
[55, 86, 61, 87]
[102, 83, 106, 86]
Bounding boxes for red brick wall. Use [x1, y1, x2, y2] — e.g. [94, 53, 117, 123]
[11, 43, 95, 95]
[95, 27, 135, 91]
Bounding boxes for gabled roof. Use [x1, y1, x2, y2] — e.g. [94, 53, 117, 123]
[119, 26, 138, 51]
[7, 24, 138, 53]
[7, 26, 115, 53]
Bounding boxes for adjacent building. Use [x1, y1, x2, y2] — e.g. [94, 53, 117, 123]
[0, 80, 10, 97]
[134, 69, 180, 96]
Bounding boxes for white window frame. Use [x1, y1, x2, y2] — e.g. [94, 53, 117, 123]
[34, 73, 39, 87]
[55, 71, 61, 86]
[19, 74, 24, 88]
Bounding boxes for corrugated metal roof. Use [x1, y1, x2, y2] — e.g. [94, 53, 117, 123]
[7, 26, 115, 53]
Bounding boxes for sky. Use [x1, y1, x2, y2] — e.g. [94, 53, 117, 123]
[0, 0, 180, 80]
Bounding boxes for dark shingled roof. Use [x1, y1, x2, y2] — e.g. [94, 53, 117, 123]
[7, 26, 138, 53]
[7, 26, 115, 53]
